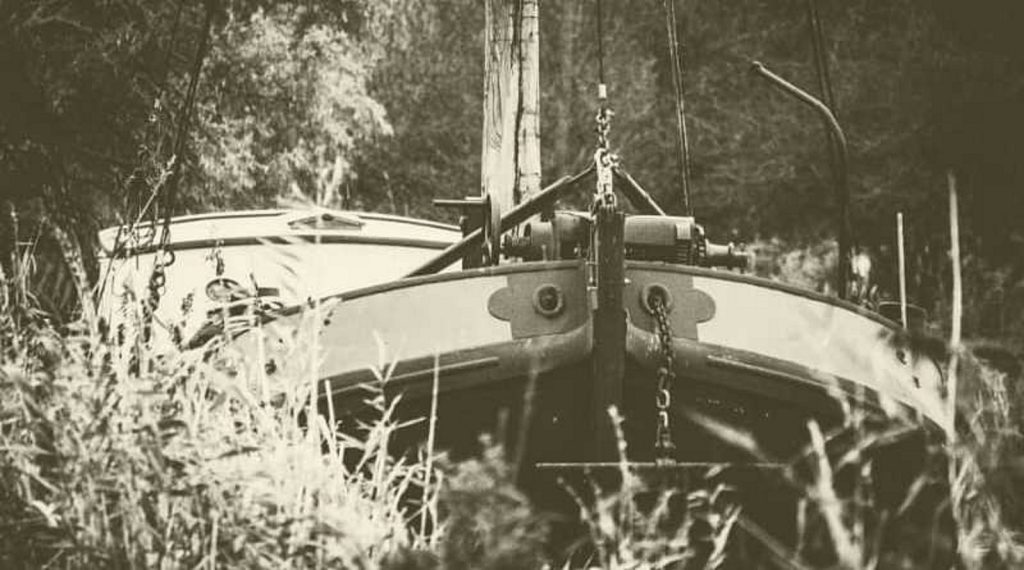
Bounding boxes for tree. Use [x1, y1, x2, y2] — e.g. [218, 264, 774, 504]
[187, 5, 391, 211]
[0, 0, 403, 321]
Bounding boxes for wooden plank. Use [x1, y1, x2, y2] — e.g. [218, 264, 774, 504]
[517, 0, 541, 202]
[589, 207, 625, 460]
[482, 0, 541, 213]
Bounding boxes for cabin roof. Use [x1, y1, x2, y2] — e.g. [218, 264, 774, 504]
[97, 209, 460, 254]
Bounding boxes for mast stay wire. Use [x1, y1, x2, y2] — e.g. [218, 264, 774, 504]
[146, 1, 217, 323]
[663, 0, 693, 216]
[596, 0, 605, 93]
[160, 0, 217, 228]
[805, 0, 853, 298]
[594, 0, 612, 152]
[806, 0, 838, 115]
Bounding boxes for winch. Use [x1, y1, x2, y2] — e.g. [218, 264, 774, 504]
[504, 212, 750, 270]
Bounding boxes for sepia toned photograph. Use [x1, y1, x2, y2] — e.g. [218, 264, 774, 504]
[1, 1, 1022, 567]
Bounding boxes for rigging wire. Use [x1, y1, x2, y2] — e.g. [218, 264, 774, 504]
[595, 0, 606, 98]
[805, 0, 852, 298]
[593, 0, 613, 155]
[160, 0, 216, 227]
[806, 0, 838, 115]
[663, 0, 692, 216]
[123, 0, 185, 225]
[158, 1, 187, 97]
[146, 1, 217, 323]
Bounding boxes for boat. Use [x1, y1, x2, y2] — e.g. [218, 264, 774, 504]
[96, 209, 460, 347]
[97, 1, 956, 565]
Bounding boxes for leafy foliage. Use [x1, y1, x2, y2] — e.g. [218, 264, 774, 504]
[189, 6, 391, 211]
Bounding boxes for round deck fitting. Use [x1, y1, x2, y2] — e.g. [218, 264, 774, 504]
[641, 283, 674, 315]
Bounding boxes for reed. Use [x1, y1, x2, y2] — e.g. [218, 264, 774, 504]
[0, 278, 440, 568]
[2, 232, 1023, 569]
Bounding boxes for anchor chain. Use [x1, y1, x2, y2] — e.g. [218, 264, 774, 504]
[147, 227, 175, 313]
[652, 294, 677, 464]
[143, 221, 177, 343]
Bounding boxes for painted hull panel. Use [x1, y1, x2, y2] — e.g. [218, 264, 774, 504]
[229, 260, 946, 430]
[222, 260, 953, 563]
[691, 274, 944, 421]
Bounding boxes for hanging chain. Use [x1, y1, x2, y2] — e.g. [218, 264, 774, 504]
[589, 102, 617, 302]
[142, 1, 215, 341]
[144, 227, 176, 340]
[593, 99, 617, 209]
[652, 295, 677, 464]
[589, 3, 617, 298]
[592, 0, 616, 210]
[595, 99, 613, 152]
[593, 148, 618, 208]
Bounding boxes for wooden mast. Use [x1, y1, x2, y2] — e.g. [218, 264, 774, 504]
[482, 0, 541, 214]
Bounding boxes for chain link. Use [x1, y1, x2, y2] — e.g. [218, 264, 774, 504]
[593, 94, 618, 210]
[595, 104, 613, 151]
[593, 148, 619, 210]
[652, 295, 677, 464]
[144, 219, 177, 343]
[147, 242, 175, 311]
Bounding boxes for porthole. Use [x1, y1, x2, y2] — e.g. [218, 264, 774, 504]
[532, 284, 565, 318]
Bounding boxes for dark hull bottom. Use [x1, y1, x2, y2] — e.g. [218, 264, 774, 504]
[322, 358, 955, 567]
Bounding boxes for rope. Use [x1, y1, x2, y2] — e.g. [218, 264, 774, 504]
[663, 0, 692, 215]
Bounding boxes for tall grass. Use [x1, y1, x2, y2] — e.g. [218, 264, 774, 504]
[2, 224, 1024, 569]
[952, 348, 1024, 569]
[0, 228, 443, 568]
[0, 310, 436, 568]
[0, 223, 562, 569]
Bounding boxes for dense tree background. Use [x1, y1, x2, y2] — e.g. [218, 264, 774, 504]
[1, 0, 1022, 343]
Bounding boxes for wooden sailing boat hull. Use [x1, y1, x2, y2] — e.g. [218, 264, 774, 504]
[227, 260, 953, 560]
[235, 260, 946, 426]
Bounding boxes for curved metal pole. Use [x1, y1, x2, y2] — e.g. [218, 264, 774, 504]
[751, 61, 851, 300]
